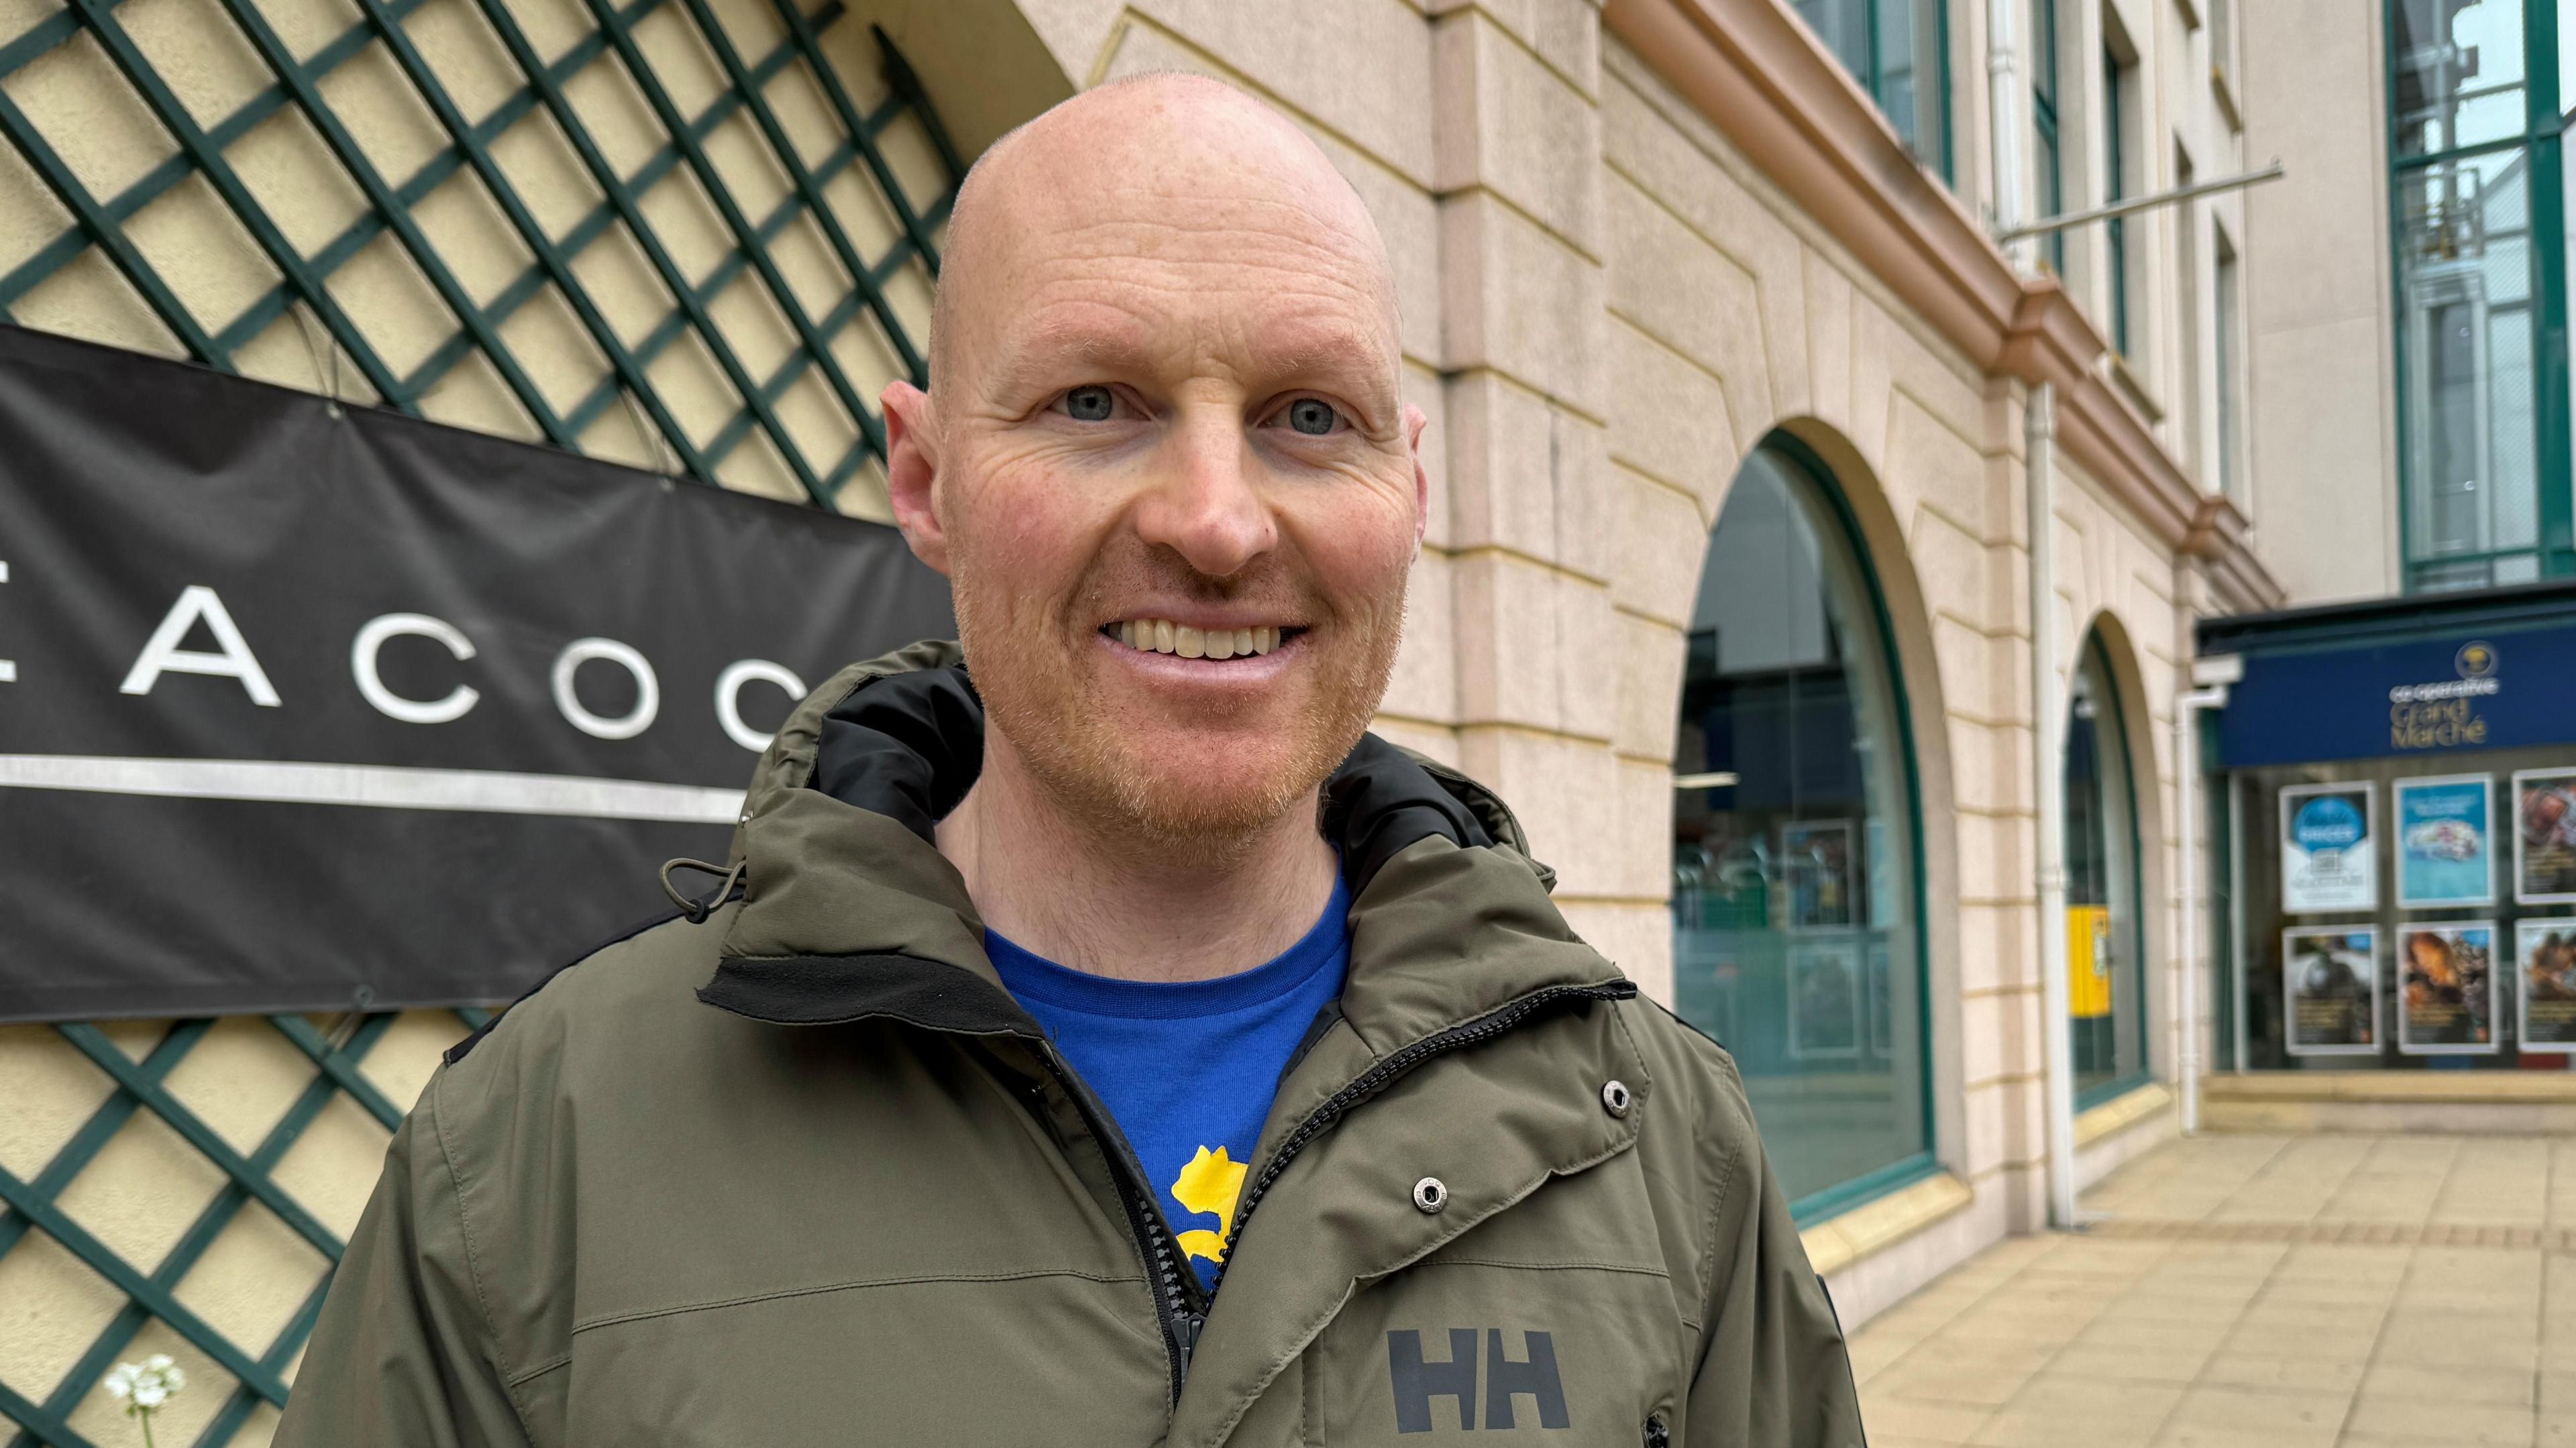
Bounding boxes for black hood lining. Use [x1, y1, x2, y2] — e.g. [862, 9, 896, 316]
[699, 951, 1042, 1035]
[805, 663, 1493, 895]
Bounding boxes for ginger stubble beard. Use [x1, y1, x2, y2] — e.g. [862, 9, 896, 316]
[950, 538, 1406, 869]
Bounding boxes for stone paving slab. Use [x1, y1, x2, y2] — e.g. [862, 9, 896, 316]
[1851, 1133, 2576, 1448]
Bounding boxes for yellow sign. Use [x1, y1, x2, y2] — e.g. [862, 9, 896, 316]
[2067, 905, 2112, 1019]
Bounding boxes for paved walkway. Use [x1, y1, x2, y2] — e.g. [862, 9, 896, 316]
[1851, 1134, 2576, 1447]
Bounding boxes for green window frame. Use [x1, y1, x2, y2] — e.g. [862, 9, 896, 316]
[1668, 432, 1941, 1228]
[2104, 48, 2131, 355]
[2033, 0, 2066, 274]
[2383, 0, 2575, 590]
[1782, 433, 1941, 1223]
[2068, 628, 2153, 1111]
[1794, 0, 1955, 183]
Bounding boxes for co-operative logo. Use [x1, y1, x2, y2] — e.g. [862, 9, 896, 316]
[2391, 639, 2503, 704]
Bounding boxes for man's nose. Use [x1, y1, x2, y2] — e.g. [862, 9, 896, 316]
[1130, 414, 1275, 579]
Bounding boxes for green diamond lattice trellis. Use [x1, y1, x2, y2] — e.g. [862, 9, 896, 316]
[0, 0, 963, 510]
[0, 1009, 493, 1448]
[0, 1, 965, 1440]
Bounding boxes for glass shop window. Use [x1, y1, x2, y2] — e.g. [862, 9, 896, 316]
[2067, 631, 2149, 1104]
[1670, 440, 1930, 1214]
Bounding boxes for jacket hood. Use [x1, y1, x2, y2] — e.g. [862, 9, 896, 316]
[702, 641, 1625, 1052]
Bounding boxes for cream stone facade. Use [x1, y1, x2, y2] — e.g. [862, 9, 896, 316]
[0, 0, 2295, 1437]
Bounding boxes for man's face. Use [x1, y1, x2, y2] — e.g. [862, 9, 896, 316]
[883, 90, 1426, 848]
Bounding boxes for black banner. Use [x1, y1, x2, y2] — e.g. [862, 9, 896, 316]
[0, 325, 952, 1021]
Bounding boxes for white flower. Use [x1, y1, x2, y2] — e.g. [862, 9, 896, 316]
[100, 1355, 186, 1418]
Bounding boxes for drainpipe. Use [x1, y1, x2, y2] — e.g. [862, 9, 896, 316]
[2027, 382, 2078, 1231]
[1987, 0, 2031, 272]
[2174, 686, 2226, 1134]
[1992, 0, 2077, 1231]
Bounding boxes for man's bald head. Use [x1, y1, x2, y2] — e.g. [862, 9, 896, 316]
[877, 70, 1428, 864]
[924, 73, 1399, 404]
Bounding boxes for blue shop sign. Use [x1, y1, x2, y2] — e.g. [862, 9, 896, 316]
[2220, 624, 2576, 769]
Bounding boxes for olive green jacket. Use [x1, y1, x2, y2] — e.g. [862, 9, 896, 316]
[276, 642, 1864, 1447]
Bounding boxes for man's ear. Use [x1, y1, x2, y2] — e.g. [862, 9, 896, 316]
[1402, 402, 1431, 545]
[882, 380, 951, 577]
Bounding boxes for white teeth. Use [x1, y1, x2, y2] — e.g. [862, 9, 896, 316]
[1112, 619, 1288, 657]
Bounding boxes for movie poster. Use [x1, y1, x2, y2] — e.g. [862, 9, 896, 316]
[2515, 770, 2576, 904]
[1786, 938, 1862, 1059]
[2284, 927, 2379, 1056]
[1782, 820, 1856, 929]
[2517, 920, 2576, 1052]
[2282, 783, 2377, 913]
[2395, 775, 2494, 908]
[2397, 923, 2497, 1054]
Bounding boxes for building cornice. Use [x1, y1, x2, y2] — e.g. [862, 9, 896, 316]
[1603, 0, 2286, 614]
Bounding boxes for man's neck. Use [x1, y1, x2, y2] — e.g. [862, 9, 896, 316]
[935, 740, 1341, 984]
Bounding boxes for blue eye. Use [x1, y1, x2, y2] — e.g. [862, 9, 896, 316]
[1285, 398, 1338, 435]
[1064, 386, 1115, 421]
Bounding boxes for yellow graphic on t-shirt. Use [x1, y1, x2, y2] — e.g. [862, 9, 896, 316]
[1170, 1145, 1248, 1266]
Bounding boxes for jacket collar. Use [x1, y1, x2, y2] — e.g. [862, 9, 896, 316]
[698, 641, 1626, 1048]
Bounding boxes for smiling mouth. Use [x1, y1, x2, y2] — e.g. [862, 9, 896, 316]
[1100, 618, 1305, 659]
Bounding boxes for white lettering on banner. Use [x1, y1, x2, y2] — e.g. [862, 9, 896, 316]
[119, 585, 281, 706]
[0, 561, 14, 684]
[551, 637, 659, 740]
[352, 613, 481, 725]
[715, 659, 808, 753]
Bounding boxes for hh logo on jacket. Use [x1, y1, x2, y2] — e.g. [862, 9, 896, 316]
[1387, 1329, 1568, 1433]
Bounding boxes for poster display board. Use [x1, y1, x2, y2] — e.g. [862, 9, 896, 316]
[2396, 923, 2498, 1054]
[2394, 775, 2495, 908]
[2284, 926, 2380, 1056]
[2282, 783, 2377, 913]
[2516, 920, 2576, 1052]
[1786, 938, 1862, 1059]
[2066, 905, 2113, 1019]
[2516, 770, 2576, 904]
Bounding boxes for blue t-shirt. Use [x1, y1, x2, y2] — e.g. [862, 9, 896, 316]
[986, 877, 1350, 1291]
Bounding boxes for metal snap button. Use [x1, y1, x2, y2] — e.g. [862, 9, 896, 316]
[1412, 1176, 1448, 1213]
[1602, 1078, 1633, 1118]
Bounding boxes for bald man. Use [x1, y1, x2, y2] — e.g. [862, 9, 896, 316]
[279, 76, 1864, 1447]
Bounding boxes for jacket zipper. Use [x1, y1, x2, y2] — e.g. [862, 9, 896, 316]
[1024, 977, 1633, 1406]
[1205, 979, 1636, 1300]
[1030, 1045, 1209, 1405]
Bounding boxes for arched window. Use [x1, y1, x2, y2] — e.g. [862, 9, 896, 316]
[1670, 437, 1930, 1216]
[2066, 629, 2149, 1103]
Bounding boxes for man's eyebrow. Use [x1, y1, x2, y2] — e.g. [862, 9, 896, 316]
[1253, 327, 1401, 415]
[982, 315, 1158, 396]
[979, 310, 1401, 416]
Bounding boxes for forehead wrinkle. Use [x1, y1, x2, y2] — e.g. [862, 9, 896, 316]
[934, 76, 1403, 407]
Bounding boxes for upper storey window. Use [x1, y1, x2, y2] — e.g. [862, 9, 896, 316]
[2385, 0, 2575, 590]
[1794, 0, 1954, 180]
